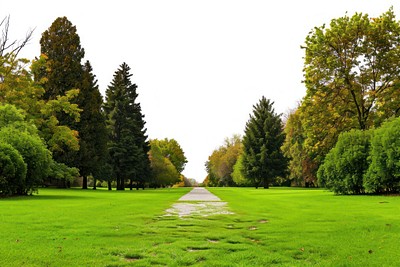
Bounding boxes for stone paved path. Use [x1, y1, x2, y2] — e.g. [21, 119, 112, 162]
[178, 187, 221, 201]
[165, 187, 233, 218]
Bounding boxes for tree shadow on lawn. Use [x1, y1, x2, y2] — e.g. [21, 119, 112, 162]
[0, 193, 89, 201]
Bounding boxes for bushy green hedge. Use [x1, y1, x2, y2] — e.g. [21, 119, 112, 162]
[0, 127, 52, 194]
[318, 117, 400, 194]
[317, 129, 371, 194]
[0, 142, 27, 195]
[365, 118, 400, 193]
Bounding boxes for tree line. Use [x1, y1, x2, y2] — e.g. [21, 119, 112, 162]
[205, 8, 400, 194]
[0, 16, 189, 196]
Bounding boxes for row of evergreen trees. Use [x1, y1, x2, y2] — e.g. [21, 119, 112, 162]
[39, 17, 151, 190]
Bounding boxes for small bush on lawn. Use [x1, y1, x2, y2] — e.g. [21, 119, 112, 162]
[318, 129, 372, 194]
[365, 117, 400, 193]
[0, 142, 27, 195]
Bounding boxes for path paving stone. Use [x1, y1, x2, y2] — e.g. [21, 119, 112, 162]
[178, 187, 221, 201]
[165, 187, 233, 217]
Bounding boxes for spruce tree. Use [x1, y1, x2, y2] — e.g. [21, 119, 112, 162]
[242, 96, 287, 188]
[104, 63, 150, 190]
[76, 61, 108, 189]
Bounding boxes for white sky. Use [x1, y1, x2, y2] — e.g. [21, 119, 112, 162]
[2, 1, 398, 182]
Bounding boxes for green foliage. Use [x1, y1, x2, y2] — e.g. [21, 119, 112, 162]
[151, 138, 187, 173]
[0, 142, 27, 195]
[75, 61, 108, 188]
[317, 129, 372, 194]
[282, 107, 318, 187]
[36, 16, 85, 170]
[0, 104, 53, 195]
[297, 8, 400, 181]
[39, 16, 84, 100]
[104, 63, 150, 190]
[231, 154, 251, 186]
[242, 97, 287, 188]
[205, 135, 242, 187]
[365, 117, 400, 193]
[149, 141, 180, 187]
[48, 161, 79, 183]
[0, 127, 52, 194]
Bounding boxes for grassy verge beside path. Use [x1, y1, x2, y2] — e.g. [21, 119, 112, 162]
[0, 187, 399, 266]
[208, 187, 400, 266]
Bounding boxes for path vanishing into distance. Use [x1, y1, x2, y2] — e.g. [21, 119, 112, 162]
[179, 187, 221, 201]
[165, 187, 234, 217]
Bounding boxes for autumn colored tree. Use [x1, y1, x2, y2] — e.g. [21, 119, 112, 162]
[300, 8, 400, 176]
[242, 97, 287, 188]
[205, 135, 242, 187]
[0, 18, 81, 189]
[150, 138, 187, 173]
[104, 63, 150, 190]
[281, 107, 318, 187]
[35, 17, 86, 169]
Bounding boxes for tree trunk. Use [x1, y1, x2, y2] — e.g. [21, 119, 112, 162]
[263, 178, 269, 189]
[82, 176, 88, 189]
[119, 178, 125, 190]
[93, 178, 97, 190]
[108, 180, 112, 190]
[129, 179, 133, 190]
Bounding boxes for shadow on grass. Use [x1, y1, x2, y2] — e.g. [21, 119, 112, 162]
[0, 192, 89, 201]
[32, 194, 89, 200]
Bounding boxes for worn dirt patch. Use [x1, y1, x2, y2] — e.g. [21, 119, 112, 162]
[165, 202, 233, 217]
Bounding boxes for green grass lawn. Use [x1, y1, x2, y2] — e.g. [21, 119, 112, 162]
[0, 187, 399, 266]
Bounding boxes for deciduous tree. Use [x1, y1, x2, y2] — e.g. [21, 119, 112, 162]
[301, 8, 400, 176]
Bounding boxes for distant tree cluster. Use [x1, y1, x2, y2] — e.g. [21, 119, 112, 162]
[149, 138, 188, 188]
[0, 16, 187, 195]
[205, 135, 243, 187]
[204, 97, 287, 188]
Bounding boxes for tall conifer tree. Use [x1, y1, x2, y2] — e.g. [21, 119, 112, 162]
[104, 63, 150, 190]
[37, 17, 85, 169]
[39, 16, 84, 100]
[77, 61, 108, 189]
[242, 97, 287, 188]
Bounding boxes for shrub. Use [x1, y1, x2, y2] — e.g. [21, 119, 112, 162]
[317, 129, 371, 194]
[365, 117, 400, 193]
[0, 142, 27, 196]
[0, 127, 52, 194]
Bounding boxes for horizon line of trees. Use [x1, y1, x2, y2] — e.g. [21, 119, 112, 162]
[0, 16, 191, 196]
[204, 8, 400, 194]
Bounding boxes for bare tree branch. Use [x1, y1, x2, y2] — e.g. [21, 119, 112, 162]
[0, 15, 35, 61]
